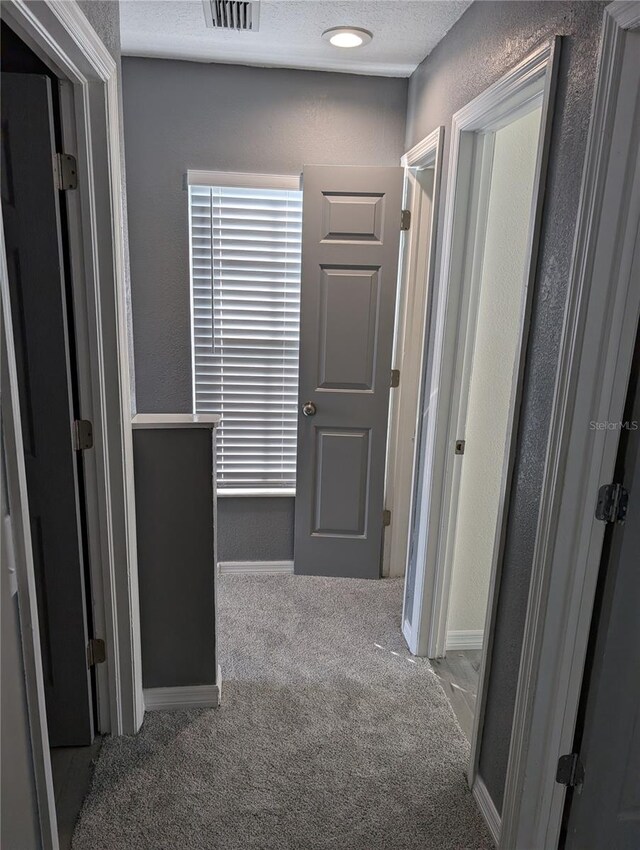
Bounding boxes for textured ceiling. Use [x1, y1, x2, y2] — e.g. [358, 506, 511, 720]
[119, 1, 472, 77]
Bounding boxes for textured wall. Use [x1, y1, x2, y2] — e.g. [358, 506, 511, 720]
[133, 428, 217, 688]
[122, 57, 407, 560]
[123, 57, 407, 413]
[77, 1, 120, 58]
[406, 0, 606, 813]
[217, 498, 295, 562]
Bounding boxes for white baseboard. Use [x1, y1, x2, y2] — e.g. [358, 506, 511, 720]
[472, 776, 501, 846]
[218, 560, 294, 575]
[144, 665, 222, 711]
[446, 629, 484, 650]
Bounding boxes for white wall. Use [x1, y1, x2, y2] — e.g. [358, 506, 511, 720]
[447, 107, 542, 641]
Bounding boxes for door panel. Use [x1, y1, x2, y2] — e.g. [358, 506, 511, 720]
[1, 73, 93, 745]
[295, 166, 403, 578]
[318, 268, 379, 390]
[564, 302, 640, 849]
[313, 428, 370, 536]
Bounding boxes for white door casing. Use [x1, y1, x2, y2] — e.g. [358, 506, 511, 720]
[384, 127, 444, 583]
[0, 0, 143, 845]
[500, 6, 640, 848]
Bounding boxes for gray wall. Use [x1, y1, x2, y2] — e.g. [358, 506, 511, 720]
[133, 428, 217, 688]
[122, 57, 408, 560]
[405, 0, 606, 813]
[218, 498, 294, 563]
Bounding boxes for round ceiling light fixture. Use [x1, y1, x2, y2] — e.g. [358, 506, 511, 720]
[322, 26, 373, 49]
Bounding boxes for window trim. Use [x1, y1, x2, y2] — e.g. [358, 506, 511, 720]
[186, 169, 301, 191]
[188, 170, 302, 496]
[217, 488, 296, 498]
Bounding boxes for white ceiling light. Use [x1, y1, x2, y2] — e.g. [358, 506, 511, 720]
[322, 26, 373, 49]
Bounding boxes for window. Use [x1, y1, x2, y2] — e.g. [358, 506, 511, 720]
[188, 171, 302, 494]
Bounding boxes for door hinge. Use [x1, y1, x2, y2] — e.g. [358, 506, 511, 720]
[72, 419, 93, 451]
[55, 152, 78, 190]
[556, 753, 585, 789]
[383, 509, 392, 527]
[455, 439, 466, 455]
[390, 369, 400, 388]
[401, 209, 411, 231]
[595, 482, 628, 523]
[87, 638, 106, 668]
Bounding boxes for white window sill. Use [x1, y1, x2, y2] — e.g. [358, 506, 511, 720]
[217, 488, 296, 498]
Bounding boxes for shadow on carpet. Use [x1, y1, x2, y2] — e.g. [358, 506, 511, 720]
[72, 575, 493, 849]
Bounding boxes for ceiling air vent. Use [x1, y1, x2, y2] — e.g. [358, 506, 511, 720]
[202, 0, 260, 31]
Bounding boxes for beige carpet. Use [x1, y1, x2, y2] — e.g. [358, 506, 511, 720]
[72, 575, 493, 849]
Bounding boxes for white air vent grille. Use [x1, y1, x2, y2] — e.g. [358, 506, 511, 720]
[203, 0, 260, 31]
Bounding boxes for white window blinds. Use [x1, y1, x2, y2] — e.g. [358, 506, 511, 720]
[189, 181, 302, 491]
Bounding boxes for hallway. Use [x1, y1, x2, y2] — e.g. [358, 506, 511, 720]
[71, 575, 491, 849]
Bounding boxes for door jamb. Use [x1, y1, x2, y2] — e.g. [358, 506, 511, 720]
[383, 126, 443, 582]
[500, 5, 640, 848]
[408, 40, 559, 669]
[0, 0, 143, 843]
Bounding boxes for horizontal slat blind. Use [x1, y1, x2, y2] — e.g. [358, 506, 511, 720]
[189, 183, 302, 489]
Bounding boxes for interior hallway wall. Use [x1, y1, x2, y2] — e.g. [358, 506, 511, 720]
[405, 0, 606, 814]
[122, 57, 408, 561]
[447, 106, 542, 638]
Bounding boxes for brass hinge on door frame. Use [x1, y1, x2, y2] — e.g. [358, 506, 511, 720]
[401, 209, 411, 231]
[87, 638, 106, 668]
[390, 369, 400, 388]
[383, 509, 392, 527]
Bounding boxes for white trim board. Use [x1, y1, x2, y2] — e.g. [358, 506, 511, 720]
[384, 125, 444, 582]
[186, 169, 301, 190]
[132, 413, 220, 430]
[446, 630, 483, 651]
[473, 776, 501, 846]
[218, 560, 295, 575]
[145, 679, 221, 712]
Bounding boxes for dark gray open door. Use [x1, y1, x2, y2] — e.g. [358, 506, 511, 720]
[564, 317, 640, 850]
[1, 73, 94, 745]
[294, 165, 403, 578]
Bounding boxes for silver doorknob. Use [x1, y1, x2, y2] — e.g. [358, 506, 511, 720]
[302, 401, 317, 417]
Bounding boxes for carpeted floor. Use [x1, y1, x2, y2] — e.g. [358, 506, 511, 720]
[72, 575, 493, 849]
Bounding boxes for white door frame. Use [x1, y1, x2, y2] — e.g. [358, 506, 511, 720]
[383, 127, 443, 580]
[1, 0, 143, 842]
[407, 40, 559, 663]
[500, 4, 640, 848]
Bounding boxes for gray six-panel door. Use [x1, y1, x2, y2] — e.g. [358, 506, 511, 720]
[1, 73, 94, 745]
[294, 165, 403, 579]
